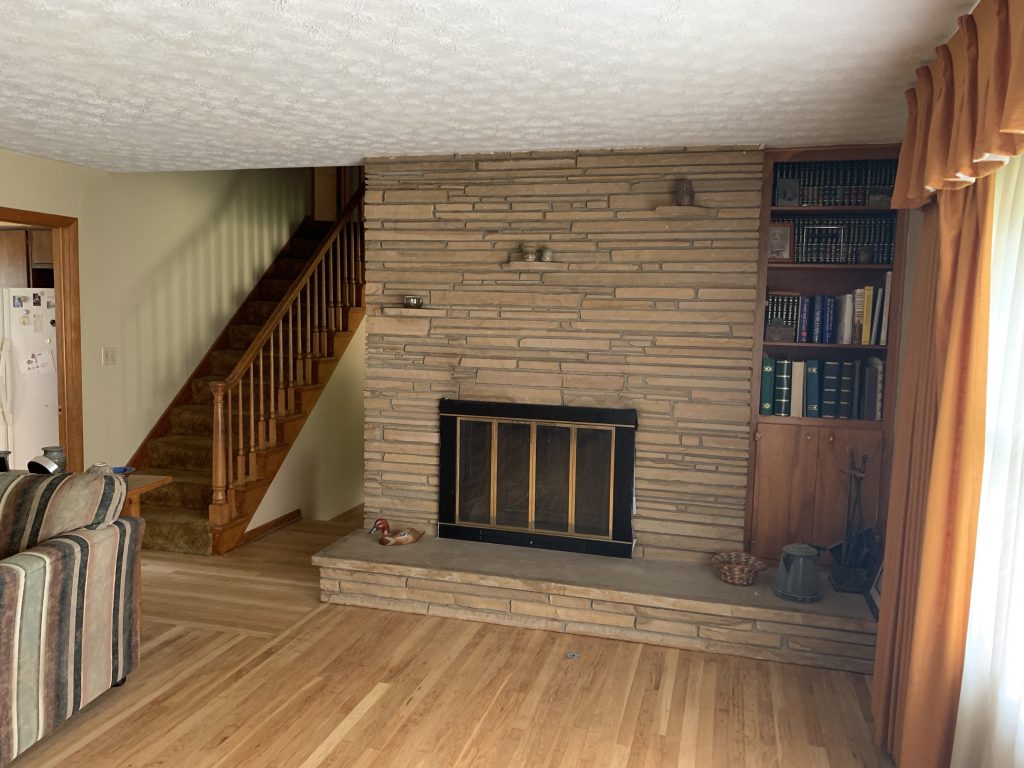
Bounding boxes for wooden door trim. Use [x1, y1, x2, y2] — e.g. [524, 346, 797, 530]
[0, 206, 84, 472]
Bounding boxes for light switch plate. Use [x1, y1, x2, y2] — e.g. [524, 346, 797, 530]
[101, 347, 117, 366]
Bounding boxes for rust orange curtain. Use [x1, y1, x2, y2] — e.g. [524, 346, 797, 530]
[873, 183, 992, 767]
[892, 0, 1023, 207]
[874, 0, 1023, 765]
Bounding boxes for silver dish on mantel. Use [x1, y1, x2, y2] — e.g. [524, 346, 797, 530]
[402, 295, 424, 309]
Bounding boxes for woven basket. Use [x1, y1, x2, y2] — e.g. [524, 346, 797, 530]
[711, 552, 767, 586]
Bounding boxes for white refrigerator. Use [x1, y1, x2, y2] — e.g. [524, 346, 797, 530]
[0, 288, 59, 469]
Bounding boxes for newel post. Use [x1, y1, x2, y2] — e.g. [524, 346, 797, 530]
[211, 382, 228, 506]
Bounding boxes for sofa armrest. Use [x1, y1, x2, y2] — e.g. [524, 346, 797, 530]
[0, 516, 144, 767]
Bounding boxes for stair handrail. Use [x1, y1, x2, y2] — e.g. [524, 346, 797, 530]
[210, 181, 365, 510]
[216, 187, 364, 389]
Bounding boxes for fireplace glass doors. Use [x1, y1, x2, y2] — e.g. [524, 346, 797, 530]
[438, 400, 636, 557]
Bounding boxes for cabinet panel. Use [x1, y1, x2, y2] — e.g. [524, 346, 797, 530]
[813, 427, 884, 551]
[29, 229, 54, 265]
[0, 230, 29, 286]
[751, 423, 819, 560]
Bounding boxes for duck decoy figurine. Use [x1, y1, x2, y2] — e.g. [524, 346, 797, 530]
[369, 518, 424, 546]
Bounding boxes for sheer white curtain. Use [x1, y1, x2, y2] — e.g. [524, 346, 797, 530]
[951, 154, 1024, 767]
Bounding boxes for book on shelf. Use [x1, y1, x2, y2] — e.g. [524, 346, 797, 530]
[760, 356, 776, 415]
[837, 294, 854, 345]
[791, 360, 806, 418]
[805, 360, 822, 417]
[838, 362, 855, 419]
[861, 286, 875, 345]
[823, 296, 836, 344]
[879, 271, 892, 345]
[821, 361, 841, 418]
[764, 283, 888, 346]
[772, 360, 793, 416]
[865, 357, 885, 420]
[760, 355, 885, 423]
[797, 296, 811, 342]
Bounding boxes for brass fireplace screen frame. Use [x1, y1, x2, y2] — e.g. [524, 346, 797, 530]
[438, 399, 637, 558]
[455, 416, 616, 540]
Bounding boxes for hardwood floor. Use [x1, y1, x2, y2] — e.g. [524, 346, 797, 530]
[14, 515, 893, 768]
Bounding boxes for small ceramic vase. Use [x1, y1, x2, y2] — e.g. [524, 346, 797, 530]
[42, 446, 67, 473]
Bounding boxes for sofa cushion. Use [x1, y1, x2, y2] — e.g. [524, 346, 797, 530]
[0, 472, 126, 559]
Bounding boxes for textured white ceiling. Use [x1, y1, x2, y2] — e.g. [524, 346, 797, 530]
[0, 0, 970, 172]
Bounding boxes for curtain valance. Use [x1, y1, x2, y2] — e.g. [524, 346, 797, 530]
[893, 0, 1024, 208]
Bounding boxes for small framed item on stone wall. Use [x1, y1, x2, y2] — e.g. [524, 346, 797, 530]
[767, 222, 794, 262]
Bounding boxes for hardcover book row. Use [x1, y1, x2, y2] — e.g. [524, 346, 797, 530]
[765, 273, 892, 346]
[771, 215, 896, 264]
[771, 159, 898, 207]
[760, 356, 885, 421]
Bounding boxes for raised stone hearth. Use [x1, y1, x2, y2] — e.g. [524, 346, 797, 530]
[315, 533, 876, 674]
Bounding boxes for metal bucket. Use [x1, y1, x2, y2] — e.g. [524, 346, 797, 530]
[773, 543, 823, 602]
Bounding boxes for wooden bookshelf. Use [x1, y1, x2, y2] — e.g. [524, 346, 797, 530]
[744, 146, 906, 565]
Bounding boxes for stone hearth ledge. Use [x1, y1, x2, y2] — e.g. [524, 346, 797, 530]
[314, 533, 877, 673]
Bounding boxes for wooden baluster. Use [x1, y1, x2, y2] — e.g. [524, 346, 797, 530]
[341, 226, 350, 309]
[211, 383, 228, 505]
[320, 258, 329, 354]
[235, 381, 245, 481]
[311, 265, 320, 359]
[248, 363, 257, 476]
[267, 332, 277, 447]
[327, 238, 337, 333]
[316, 261, 326, 356]
[226, 387, 234, 488]
[277, 318, 288, 417]
[342, 234, 350, 331]
[294, 293, 304, 386]
[257, 347, 266, 448]
[287, 303, 296, 411]
[304, 281, 313, 383]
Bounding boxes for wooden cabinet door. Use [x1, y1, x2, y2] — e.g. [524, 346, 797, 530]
[813, 427, 884, 552]
[29, 230, 54, 266]
[0, 230, 29, 286]
[750, 423, 819, 560]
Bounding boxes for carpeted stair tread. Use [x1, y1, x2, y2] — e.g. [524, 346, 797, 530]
[191, 375, 221, 404]
[227, 323, 264, 348]
[239, 300, 280, 326]
[149, 434, 214, 472]
[259, 279, 294, 301]
[143, 466, 213, 511]
[140, 503, 212, 555]
[266, 259, 308, 280]
[170, 404, 215, 435]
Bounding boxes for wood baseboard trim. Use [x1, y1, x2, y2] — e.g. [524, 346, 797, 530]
[240, 509, 302, 545]
[332, 503, 364, 524]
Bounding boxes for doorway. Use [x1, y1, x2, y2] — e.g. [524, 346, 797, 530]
[0, 206, 83, 471]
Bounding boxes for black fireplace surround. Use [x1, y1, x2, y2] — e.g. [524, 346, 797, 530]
[438, 399, 637, 558]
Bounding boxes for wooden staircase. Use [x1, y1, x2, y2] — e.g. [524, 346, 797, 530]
[131, 179, 365, 555]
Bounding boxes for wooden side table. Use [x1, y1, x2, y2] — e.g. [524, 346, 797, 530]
[122, 474, 173, 518]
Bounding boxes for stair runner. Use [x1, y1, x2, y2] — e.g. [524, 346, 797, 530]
[139, 219, 338, 555]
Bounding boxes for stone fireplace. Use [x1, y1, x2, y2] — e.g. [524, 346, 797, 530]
[438, 399, 637, 557]
[317, 145, 880, 676]
[362, 146, 763, 562]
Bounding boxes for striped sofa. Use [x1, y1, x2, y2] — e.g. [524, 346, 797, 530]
[0, 472, 143, 767]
